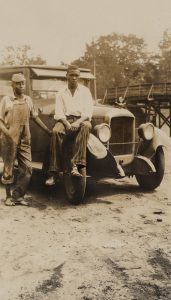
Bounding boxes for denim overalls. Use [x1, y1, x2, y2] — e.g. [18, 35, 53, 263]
[1, 97, 32, 199]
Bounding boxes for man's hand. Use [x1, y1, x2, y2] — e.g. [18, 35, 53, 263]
[46, 129, 52, 135]
[63, 120, 72, 133]
[35, 117, 52, 135]
[4, 131, 12, 139]
[70, 121, 81, 131]
[0, 121, 11, 138]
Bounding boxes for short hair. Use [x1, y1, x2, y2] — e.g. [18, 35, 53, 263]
[11, 73, 25, 82]
[67, 64, 80, 73]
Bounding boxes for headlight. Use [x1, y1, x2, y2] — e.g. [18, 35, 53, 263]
[138, 123, 154, 141]
[94, 123, 111, 143]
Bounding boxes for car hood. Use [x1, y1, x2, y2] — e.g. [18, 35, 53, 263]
[93, 104, 134, 123]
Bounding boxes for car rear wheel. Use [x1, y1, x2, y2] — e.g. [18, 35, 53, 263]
[135, 147, 165, 190]
[64, 166, 86, 205]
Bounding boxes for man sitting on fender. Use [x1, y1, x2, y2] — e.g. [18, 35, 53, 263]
[45, 65, 94, 185]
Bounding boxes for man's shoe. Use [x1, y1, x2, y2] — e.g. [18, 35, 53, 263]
[116, 164, 125, 178]
[71, 165, 82, 177]
[1, 175, 14, 185]
[45, 176, 56, 186]
[14, 197, 29, 206]
[5, 197, 15, 206]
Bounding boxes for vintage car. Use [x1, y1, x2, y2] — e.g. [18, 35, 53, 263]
[0, 65, 170, 204]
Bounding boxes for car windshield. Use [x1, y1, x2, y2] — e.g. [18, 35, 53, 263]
[31, 79, 67, 102]
[32, 79, 66, 92]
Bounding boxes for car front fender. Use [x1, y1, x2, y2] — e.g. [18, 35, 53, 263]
[87, 133, 107, 159]
[87, 133, 121, 177]
[125, 155, 156, 176]
[137, 127, 171, 159]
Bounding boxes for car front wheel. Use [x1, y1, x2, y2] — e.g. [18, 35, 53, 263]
[135, 147, 165, 190]
[64, 166, 86, 205]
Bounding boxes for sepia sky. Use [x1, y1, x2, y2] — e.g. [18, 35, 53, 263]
[0, 0, 171, 65]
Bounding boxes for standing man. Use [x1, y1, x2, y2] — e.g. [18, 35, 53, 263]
[0, 73, 51, 206]
[45, 65, 93, 185]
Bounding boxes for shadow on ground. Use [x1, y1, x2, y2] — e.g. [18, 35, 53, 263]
[26, 171, 156, 210]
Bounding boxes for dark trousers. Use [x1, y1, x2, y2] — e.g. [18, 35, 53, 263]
[1, 135, 32, 199]
[48, 118, 91, 174]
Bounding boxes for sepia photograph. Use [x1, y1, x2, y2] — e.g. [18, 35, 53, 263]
[0, 0, 171, 299]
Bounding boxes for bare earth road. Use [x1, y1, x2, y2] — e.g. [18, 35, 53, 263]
[0, 150, 171, 300]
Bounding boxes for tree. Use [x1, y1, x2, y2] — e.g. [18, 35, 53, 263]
[73, 33, 148, 98]
[1, 44, 46, 65]
[143, 54, 160, 83]
[158, 30, 171, 82]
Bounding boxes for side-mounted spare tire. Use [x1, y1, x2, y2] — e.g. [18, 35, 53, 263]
[135, 147, 165, 190]
[64, 166, 86, 205]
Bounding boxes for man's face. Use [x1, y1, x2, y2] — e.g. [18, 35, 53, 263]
[67, 69, 80, 88]
[12, 80, 25, 95]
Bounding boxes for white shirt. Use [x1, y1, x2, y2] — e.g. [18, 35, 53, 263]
[54, 84, 93, 121]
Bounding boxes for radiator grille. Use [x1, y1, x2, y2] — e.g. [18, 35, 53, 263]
[109, 117, 134, 155]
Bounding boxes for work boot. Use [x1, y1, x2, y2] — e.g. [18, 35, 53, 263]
[5, 197, 15, 206]
[14, 197, 29, 206]
[71, 164, 82, 177]
[45, 176, 56, 186]
[1, 175, 14, 185]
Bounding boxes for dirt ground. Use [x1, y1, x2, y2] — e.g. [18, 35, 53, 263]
[0, 149, 171, 300]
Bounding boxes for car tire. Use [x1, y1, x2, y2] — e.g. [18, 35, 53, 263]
[135, 147, 165, 190]
[64, 166, 86, 205]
